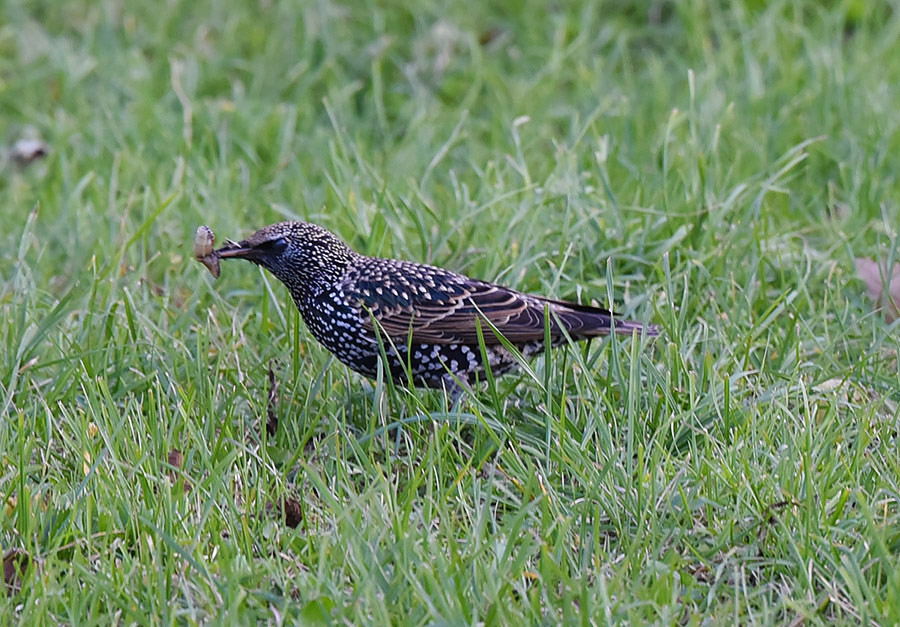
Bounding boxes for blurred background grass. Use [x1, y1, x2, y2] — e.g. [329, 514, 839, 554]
[2, 0, 900, 622]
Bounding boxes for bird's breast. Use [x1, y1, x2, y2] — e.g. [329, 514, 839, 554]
[297, 288, 375, 356]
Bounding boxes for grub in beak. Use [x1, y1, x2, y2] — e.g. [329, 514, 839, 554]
[193, 225, 222, 278]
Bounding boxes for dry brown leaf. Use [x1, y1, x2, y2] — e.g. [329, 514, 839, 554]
[282, 498, 303, 528]
[268, 497, 303, 529]
[168, 448, 184, 470]
[3, 548, 31, 595]
[855, 258, 900, 322]
[167, 448, 192, 493]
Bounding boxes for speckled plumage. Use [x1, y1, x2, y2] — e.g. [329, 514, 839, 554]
[216, 221, 658, 394]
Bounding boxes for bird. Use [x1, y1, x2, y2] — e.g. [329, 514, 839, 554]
[211, 221, 658, 396]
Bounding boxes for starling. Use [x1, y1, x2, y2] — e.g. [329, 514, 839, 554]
[211, 221, 658, 394]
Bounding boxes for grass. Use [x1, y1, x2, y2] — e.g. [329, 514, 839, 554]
[2, 0, 900, 622]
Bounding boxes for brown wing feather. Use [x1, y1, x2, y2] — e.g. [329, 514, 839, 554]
[359, 277, 620, 345]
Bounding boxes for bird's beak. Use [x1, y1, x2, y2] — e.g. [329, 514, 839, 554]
[215, 241, 260, 261]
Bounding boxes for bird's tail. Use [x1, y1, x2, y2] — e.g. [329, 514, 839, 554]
[611, 317, 660, 337]
[544, 298, 660, 338]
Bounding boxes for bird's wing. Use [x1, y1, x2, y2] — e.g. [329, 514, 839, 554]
[352, 263, 618, 345]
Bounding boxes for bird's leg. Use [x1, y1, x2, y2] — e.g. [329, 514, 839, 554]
[441, 374, 472, 411]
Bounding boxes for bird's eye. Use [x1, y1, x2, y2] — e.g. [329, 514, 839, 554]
[258, 237, 288, 253]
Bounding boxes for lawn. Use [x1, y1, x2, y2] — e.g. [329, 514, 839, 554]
[2, 0, 900, 623]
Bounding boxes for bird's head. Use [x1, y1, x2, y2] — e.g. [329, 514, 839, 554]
[217, 221, 355, 294]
